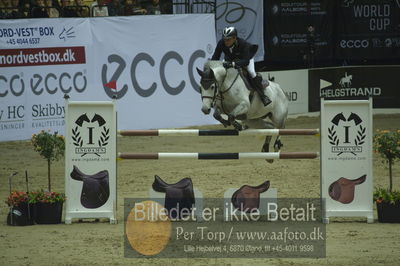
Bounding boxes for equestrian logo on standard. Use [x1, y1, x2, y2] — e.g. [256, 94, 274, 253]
[328, 112, 366, 156]
[71, 113, 110, 157]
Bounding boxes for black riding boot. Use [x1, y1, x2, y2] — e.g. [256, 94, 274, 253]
[252, 75, 271, 106]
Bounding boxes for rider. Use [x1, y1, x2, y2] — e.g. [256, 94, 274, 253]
[211, 26, 271, 106]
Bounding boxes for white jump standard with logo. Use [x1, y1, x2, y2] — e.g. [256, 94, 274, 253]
[320, 98, 373, 223]
[64, 98, 117, 224]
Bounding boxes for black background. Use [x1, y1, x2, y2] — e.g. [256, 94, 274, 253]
[260, 0, 400, 71]
[308, 65, 400, 111]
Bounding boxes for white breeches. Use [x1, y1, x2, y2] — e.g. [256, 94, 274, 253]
[246, 58, 256, 78]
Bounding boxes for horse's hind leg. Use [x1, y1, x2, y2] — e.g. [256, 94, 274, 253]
[270, 108, 288, 152]
[273, 137, 283, 152]
[244, 119, 275, 163]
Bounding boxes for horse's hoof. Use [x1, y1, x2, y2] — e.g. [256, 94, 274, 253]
[232, 121, 243, 131]
[266, 159, 274, 163]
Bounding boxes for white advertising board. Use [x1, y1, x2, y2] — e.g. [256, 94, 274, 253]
[173, 0, 265, 62]
[0, 14, 217, 142]
[320, 98, 373, 223]
[261, 69, 308, 114]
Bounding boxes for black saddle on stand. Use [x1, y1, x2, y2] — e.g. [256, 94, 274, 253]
[231, 180, 270, 213]
[70, 165, 110, 209]
[152, 175, 195, 219]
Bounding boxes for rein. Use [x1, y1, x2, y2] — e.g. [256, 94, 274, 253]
[217, 69, 240, 114]
[201, 66, 240, 110]
[219, 71, 240, 94]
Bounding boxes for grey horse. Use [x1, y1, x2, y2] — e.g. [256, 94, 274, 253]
[197, 60, 289, 162]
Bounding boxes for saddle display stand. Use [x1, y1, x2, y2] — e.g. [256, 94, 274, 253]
[224, 183, 277, 221]
[149, 175, 204, 222]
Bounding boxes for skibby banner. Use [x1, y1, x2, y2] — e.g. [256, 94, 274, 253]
[0, 15, 216, 141]
[0, 18, 91, 141]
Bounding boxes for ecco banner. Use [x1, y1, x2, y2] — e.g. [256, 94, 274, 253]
[320, 99, 373, 223]
[0, 15, 217, 142]
[308, 65, 400, 111]
[65, 100, 117, 223]
[264, 0, 334, 63]
[336, 0, 400, 60]
[0, 18, 91, 141]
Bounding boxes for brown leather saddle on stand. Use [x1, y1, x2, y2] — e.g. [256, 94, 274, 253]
[70, 165, 110, 209]
[152, 175, 195, 219]
[231, 180, 270, 213]
[328, 174, 367, 204]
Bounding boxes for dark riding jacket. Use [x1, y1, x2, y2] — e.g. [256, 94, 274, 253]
[211, 38, 258, 68]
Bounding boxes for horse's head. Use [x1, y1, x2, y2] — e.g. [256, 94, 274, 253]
[196, 61, 228, 114]
[196, 65, 218, 115]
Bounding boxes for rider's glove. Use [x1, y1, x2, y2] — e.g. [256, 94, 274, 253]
[223, 61, 234, 69]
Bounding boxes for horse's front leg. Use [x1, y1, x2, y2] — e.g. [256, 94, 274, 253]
[227, 101, 249, 131]
[227, 101, 249, 122]
[213, 108, 231, 127]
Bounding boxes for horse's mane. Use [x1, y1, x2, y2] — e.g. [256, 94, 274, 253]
[204, 60, 223, 70]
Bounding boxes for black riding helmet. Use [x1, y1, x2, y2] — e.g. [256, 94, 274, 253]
[223, 26, 237, 40]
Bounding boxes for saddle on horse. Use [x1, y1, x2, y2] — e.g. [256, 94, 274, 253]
[231, 180, 270, 213]
[70, 165, 110, 209]
[328, 175, 366, 204]
[152, 175, 195, 219]
[237, 69, 271, 106]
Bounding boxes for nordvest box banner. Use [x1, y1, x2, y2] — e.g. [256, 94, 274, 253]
[0, 18, 91, 142]
[0, 14, 217, 142]
[320, 98, 373, 223]
[65, 99, 117, 224]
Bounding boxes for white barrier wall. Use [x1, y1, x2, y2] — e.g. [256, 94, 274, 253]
[261, 69, 309, 114]
[0, 15, 217, 141]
